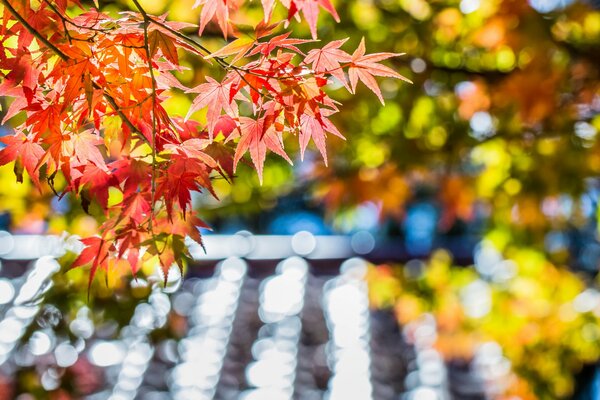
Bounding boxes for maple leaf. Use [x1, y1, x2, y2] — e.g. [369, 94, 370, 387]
[206, 36, 256, 64]
[156, 156, 215, 218]
[122, 192, 151, 225]
[146, 16, 202, 58]
[186, 77, 237, 137]
[110, 159, 151, 198]
[40, 129, 107, 181]
[348, 38, 411, 104]
[212, 115, 238, 139]
[148, 29, 179, 65]
[236, 72, 277, 105]
[1, 94, 27, 125]
[143, 232, 189, 285]
[298, 109, 344, 166]
[284, 0, 340, 39]
[71, 236, 116, 292]
[163, 138, 218, 169]
[152, 213, 211, 270]
[0, 132, 44, 185]
[207, 21, 281, 63]
[126, 247, 141, 276]
[76, 163, 119, 211]
[0, 52, 40, 113]
[205, 141, 236, 179]
[113, 222, 147, 275]
[299, 0, 340, 40]
[71, 130, 108, 170]
[26, 102, 63, 139]
[181, 214, 211, 249]
[233, 116, 292, 183]
[194, 0, 240, 38]
[305, 38, 351, 89]
[262, 0, 276, 21]
[53, 59, 100, 106]
[247, 32, 313, 57]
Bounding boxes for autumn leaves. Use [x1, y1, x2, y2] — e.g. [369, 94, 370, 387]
[0, 0, 408, 287]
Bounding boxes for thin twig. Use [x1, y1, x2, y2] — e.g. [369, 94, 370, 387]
[43, 0, 115, 34]
[142, 14, 282, 95]
[2, 0, 152, 148]
[42, 0, 72, 43]
[131, 0, 159, 234]
[0, 0, 69, 60]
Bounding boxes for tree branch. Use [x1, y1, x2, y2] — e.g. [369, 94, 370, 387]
[0, 0, 68, 60]
[2, 0, 153, 148]
[131, 0, 159, 234]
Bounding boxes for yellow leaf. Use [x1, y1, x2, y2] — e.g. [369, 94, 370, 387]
[206, 37, 255, 64]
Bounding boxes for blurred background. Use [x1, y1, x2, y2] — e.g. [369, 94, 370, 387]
[1, 0, 600, 398]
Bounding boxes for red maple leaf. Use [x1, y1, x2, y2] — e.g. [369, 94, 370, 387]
[233, 116, 292, 183]
[148, 29, 179, 65]
[71, 236, 116, 292]
[0, 132, 44, 185]
[299, 109, 344, 165]
[164, 138, 218, 169]
[122, 192, 152, 225]
[348, 38, 411, 104]
[285, 0, 340, 39]
[305, 38, 351, 89]
[248, 32, 313, 57]
[75, 163, 119, 211]
[156, 156, 215, 217]
[38, 129, 107, 183]
[186, 77, 237, 138]
[194, 0, 242, 38]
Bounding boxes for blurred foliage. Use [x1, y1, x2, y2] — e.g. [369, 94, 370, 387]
[367, 247, 600, 399]
[306, 0, 600, 244]
[1, 0, 600, 397]
[2, 0, 599, 240]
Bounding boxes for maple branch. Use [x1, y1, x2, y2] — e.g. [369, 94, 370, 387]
[107, 94, 153, 111]
[42, 0, 72, 44]
[114, 10, 299, 85]
[140, 12, 278, 88]
[0, 0, 69, 61]
[43, 0, 114, 34]
[101, 90, 149, 141]
[133, 8, 279, 115]
[132, 0, 159, 234]
[141, 14, 301, 85]
[1, 0, 152, 150]
[141, 15, 275, 103]
[141, 14, 228, 68]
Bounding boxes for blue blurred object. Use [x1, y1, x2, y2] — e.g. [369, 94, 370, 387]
[268, 211, 331, 235]
[0, 126, 9, 140]
[574, 364, 600, 400]
[51, 196, 71, 215]
[528, 0, 575, 13]
[403, 202, 438, 257]
[593, 367, 600, 399]
[0, 213, 10, 231]
[213, 217, 248, 234]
